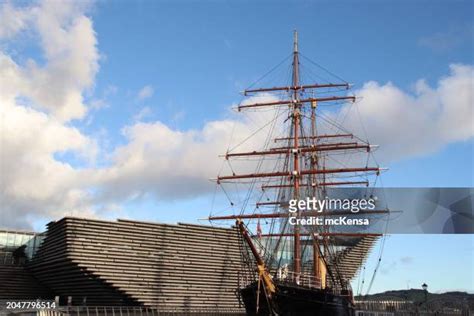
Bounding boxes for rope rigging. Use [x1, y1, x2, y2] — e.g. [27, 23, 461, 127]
[208, 42, 389, 302]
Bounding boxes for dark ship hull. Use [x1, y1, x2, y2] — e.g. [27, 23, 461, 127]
[240, 281, 355, 316]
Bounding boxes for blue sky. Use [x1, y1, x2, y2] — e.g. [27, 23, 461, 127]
[0, 0, 473, 293]
[88, 0, 473, 183]
[90, 3, 474, 293]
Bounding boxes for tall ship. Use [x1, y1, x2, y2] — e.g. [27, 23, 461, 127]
[208, 31, 388, 315]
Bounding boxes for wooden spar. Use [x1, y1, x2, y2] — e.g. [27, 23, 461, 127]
[216, 167, 382, 183]
[225, 143, 370, 159]
[292, 30, 302, 276]
[237, 96, 355, 111]
[252, 233, 383, 238]
[313, 237, 320, 283]
[261, 181, 369, 189]
[208, 209, 389, 221]
[256, 201, 285, 207]
[237, 220, 263, 265]
[243, 83, 350, 95]
[236, 220, 276, 295]
[274, 133, 353, 142]
[272, 142, 360, 149]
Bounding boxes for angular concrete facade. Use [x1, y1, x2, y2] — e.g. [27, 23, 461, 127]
[0, 217, 376, 314]
[27, 217, 246, 312]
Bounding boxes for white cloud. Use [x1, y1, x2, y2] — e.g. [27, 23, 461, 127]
[89, 85, 118, 110]
[90, 98, 108, 110]
[0, 0, 99, 229]
[94, 93, 281, 203]
[418, 24, 474, 53]
[133, 106, 152, 121]
[137, 85, 154, 100]
[0, 99, 98, 228]
[0, 0, 98, 122]
[334, 64, 474, 162]
[171, 110, 186, 123]
[92, 65, 474, 207]
[1, 1, 473, 231]
[0, 2, 32, 39]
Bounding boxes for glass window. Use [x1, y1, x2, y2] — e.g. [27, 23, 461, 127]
[12, 233, 19, 247]
[6, 233, 15, 247]
[23, 234, 33, 245]
[0, 232, 6, 247]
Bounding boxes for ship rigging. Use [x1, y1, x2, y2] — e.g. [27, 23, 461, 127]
[208, 31, 389, 316]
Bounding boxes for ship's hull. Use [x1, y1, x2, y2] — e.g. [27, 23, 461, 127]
[240, 281, 355, 316]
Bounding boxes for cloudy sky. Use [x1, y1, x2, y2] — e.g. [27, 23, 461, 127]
[0, 0, 473, 293]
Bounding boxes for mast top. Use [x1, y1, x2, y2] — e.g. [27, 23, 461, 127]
[293, 30, 298, 53]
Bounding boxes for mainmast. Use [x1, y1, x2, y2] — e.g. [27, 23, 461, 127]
[291, 30, 302, 277]
[311, 94, 321, 285]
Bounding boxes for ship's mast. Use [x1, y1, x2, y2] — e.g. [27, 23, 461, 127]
[310, 96, 321, 283]
[292, 30, 302, 277]
[210, 32, 385, 289]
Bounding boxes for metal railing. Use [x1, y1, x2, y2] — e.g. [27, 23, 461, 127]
[277, 271, 322, 289]
[0, 251, 27, 265]
[36, 306, 245, 316]
[354, 299, 471, 316]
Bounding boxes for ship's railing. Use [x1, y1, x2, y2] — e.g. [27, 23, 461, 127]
[284, 272, 352, 297]
[277, 271, 322, 289]
[279, 271, 353, 294]
[237, 270, 257, 290]
[238, 269, 352, 297]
